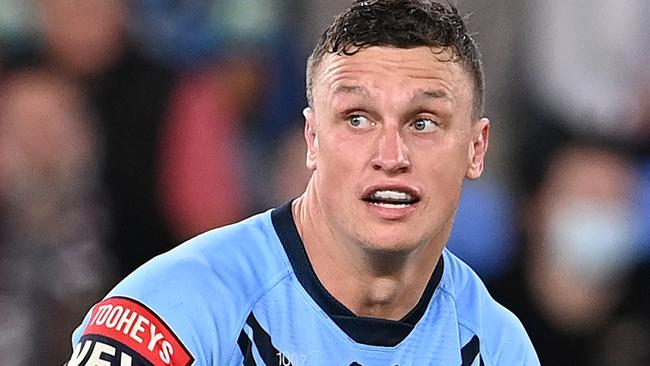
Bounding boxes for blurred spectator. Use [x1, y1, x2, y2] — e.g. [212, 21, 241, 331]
[128, 0, 292, 68]
[522, 0, 649, 141]
[24, 0, 179, 276]
[156, 46, 307, 238]
[489, 143, 650, 366]
[0, 69, 113, 365]
[156, 62, 253, 239]
[36, 0, 126, 78]
[514, 0, 650, 191]
[151, 0, 308, 237]
[90, 48, 176, 277]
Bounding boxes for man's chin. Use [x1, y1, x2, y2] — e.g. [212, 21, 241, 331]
[357, 232, 425, 256]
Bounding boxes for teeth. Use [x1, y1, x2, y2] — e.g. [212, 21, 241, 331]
[371, 190, 413, 202]
[371, 202, 410, 208]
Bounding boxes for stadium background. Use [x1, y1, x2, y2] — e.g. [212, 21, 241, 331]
[0, 0, 648, 365]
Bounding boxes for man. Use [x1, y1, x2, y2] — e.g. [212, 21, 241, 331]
[67, 1, 539, 365]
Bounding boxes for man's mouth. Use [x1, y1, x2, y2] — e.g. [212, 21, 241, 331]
[363, 189, 420, 207]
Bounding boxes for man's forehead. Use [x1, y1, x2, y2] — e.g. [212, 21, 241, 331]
[316, 47, 467, 83]
[313, 46, 471, 102]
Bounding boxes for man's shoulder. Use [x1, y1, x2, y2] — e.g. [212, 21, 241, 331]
[69, 209, 293, 365]
[440, 249, 540, 365]
[113, 209, 291, 312]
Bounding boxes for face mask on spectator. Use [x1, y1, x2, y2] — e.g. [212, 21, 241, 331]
[545, 199, 640, 286]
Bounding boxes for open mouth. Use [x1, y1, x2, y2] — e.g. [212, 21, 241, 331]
[362, 188, 421, 208]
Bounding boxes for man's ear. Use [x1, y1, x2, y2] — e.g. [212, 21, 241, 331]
[304, 107, 318, 170]
[465, 117, 490, 180]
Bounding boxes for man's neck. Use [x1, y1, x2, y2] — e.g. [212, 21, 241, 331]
[292, 189, 442, 321]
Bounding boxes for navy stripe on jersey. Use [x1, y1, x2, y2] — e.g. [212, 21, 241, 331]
[271, 201, 444, 347]
[238, 312, 294, 366]
[460, 335, 485, 366]
[246, 313, 292, 365]
[237, 330, 257, 366]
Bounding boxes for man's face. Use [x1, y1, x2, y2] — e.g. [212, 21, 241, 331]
[305, 46, 489, 253]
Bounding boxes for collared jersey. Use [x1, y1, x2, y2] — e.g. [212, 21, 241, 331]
[69, 202, 539, 366]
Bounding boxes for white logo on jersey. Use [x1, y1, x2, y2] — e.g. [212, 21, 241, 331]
[276, 351, 308, 366]
[67, 340, 134, 366]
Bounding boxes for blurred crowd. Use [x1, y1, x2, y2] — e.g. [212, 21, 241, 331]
[0, 0, 648, 365]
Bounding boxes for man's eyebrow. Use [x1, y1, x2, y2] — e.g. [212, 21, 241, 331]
[331, 85, 453, 103]
[411, 88, 452, 102]
[332, 84, 370, 98]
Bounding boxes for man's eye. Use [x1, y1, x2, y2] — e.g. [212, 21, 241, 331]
[411, 118, 438, 132]
[348, 115, 372, 128]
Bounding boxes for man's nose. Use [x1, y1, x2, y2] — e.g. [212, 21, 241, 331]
[371, 125, 411, 173]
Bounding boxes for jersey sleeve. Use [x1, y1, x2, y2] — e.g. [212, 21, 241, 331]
[67, 296, 195, 366]
[67, 240, 249, 366]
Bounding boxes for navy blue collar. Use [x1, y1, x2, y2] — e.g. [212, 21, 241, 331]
[271, 201, 444, 347]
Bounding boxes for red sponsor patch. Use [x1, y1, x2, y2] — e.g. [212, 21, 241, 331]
[83, 297, 193, 366]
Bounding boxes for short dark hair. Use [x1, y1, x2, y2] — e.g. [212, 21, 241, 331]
[306, 0, 484, 118]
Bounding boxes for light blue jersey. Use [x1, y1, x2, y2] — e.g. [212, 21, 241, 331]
[69, 202, 539, 366]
